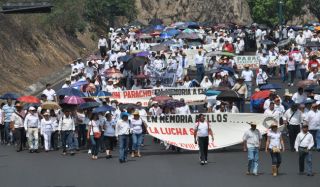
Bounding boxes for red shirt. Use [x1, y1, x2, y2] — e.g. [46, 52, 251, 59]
[308, 59, 320, 70]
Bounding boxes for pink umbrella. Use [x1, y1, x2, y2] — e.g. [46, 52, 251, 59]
[63, 96, 85, 105]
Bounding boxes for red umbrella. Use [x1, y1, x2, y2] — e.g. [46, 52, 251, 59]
[296, 80, 316, 88]
[63, 96, 85, 105]
[17, 96, 40, 103]
[104, 68, 121, 74]
[151, 96, 173, 104]
[251, 90, 271, 100]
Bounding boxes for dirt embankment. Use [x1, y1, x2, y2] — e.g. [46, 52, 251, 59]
[0, 14, 96, 94]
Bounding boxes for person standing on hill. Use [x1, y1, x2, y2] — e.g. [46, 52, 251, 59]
[98, 34, 108, 58]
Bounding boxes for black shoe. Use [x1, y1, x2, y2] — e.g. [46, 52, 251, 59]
[119, 159, 124, 163]
[16, 149, 22, 152]
[307, 173, 314, 176]
[200, 161, 204, 165]
[29, 150, 33, 153]
[299, 172, 305, 175]
[70, 151, 75, 156]
[34, 149, 39, 153]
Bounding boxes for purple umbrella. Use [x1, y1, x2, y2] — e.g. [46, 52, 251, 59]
[136, 51, 150, 57]
[63, 96, 85, 105]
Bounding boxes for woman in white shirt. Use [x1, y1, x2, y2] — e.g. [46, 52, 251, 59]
[87, 114, 102, 160]
[130, 111, 146, 158]
[103, 112, 116, 159]
[40, 111, 54, 152]
[200, 76, 213, 89]
[193, 114, 214, 165]
[265, 123, 285, 176]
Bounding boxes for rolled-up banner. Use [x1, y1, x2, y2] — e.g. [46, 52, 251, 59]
[143, 113, 278, 150]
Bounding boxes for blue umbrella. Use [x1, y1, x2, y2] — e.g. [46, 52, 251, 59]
[0, 92, 19, 100]
[136, 51, 150, 57]
[23, 103, 41, 110]
[161, 40, 177, 46]
[160, 32, 173, 39]
[118, 55, 133, 62]
[94, 91, 112, 98]
[56, 88, 85, 97]
[92, 105, 115, 113]
[219, 67, 235, 75]
[153, 25, 165, 31]
[260, 83, 282, 90]
[205, 90, 221, 96]
[166, 29, 180, 36]
[79, 102, 100, 109]
[70, 81, 88, 88]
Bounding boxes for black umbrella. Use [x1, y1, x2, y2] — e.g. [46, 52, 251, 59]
[0, 92, 19, 100]
[216, 90, 242, 101]
[124, 56, 148, 72]
[261, 40, 275, 45]
[149, 18, 163, 26]
[277, 39, 291, 48]
[304, 41, 320, 48]
[313, 86, 320, 94]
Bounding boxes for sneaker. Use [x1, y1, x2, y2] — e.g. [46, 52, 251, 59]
[291, 83, 294, 86]
[70, 151, 75, 156]
[200, 161, 204, 165]
[131, 152, 135, 158]
[204, 161, 208, 164]
[88, 149, 92, 154]
[252, 173, 259, 176]
[246, 171, 251, 175]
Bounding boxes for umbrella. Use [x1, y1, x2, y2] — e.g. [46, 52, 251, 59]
[277, 39, 291, 48]
[172, 22, 185, 27]
[149, 19, 163, 25]
[176, 32, 200, 40]
[313, 86, 320, 94]
[165, 29, 180, 36]
[161, 40, 177, 46]
[0, 92, 19, 100]
[206, 51, 235, 57]
[153, 25, 165, 31]
[133, 74, 149, 79]
[151, 96, 172, 104]
[94, 91, 112, 98]
[261, 40, 275, 45]
[56, 88, 85, 97]
[160, 32, 173, 39]
[118, 55, 133, 62]
[92, 105, 115, 113]
[138, 33, 153, 39]
[23, 103, 41, 110]
[150, 44, 169, 51]
[41, 102, 61, 110]
[219, 66, 235, 75]
[125, 56, 148, 71]
[305, 84, 318, 92]
[163, 99, 185, 108]
[63, 96, 85, 105]
[104, 68, 121, 75]
[136, 51, 150, 57]
[251, 90, 271, 100]
[106, 72, 124, 79]
[216, 90, 242, 101]
[70, 81, 88, 88]
[79, 102, 100, 110]
[205, 90, 221, 97]
[304, 41, 320, 47]
[182, 28, 196, 33]
[17, 96, 40, 103]
[296, 80, 317, 88]
[118, 103, 141, 110]
[260, 83, 282, 90]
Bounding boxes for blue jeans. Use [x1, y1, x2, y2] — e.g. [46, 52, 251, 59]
[245, 81, 252, 98]
[90, 135, 99, 156]
[280, 64, 286, 82]
[119, 135, 129, 161]
[299, 68, 306, 80]
[132, 133, 143, 151]
[4, 122, 11, 143]
[299, 150, 312, 174]
[269, 149, 281, 167]
[196, 64, 205, 82]
[317, 130, 320, 150]
[61, 131, 75, 152]
[309, 130, 320, 149]
[247, 147, 259, 174]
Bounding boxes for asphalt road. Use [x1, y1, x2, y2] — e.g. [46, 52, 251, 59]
[0, 136, 319, 187]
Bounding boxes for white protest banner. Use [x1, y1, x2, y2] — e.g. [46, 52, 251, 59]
[235, 56, 260, 69]
[144, 113, 275, 150]
[110, 88, 207, 106]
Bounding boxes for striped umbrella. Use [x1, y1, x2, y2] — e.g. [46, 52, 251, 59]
[63, 96, 85, 105]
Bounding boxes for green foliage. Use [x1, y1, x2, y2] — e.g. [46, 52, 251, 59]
[306, 0, 320, 20]
[248, 0, 305, 26]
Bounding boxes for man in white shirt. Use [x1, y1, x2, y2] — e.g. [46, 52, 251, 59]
[62, 78, 71, 88]
[292, 87, 307, 104]
[179, 53, 189, 76]
[295, 32, 306, 52]
[24, 107, 40, 153]
[264, 102, 281, 119]
[175, 99, 191, 114]
[294, 125, 314, 176]
[243, 122, 262, 176]
[241, 65, 254, 98]
[84, 62, 96, 80]
[304, 103, 320, 150]
[58, 110, 76, 155]
[194, 50, 205, 82]
[288, 29, 295, 39]
[255, 28, 262, 49]
[10, 103, 25, 152]
[42, 84, 56, 102]
[234, 38, 245, 55]
[283, 104, 303, 151]
[98, 35, 108, 58]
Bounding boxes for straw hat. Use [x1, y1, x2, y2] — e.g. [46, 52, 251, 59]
[133, 111, 140, 115]
[247, 121, 257, 126]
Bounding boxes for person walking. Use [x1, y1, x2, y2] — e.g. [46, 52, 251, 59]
[98, 35, 108, 58]
[40, 110, 54, 152]
[194, 114, 214, 165]
[294, 124, 314, 176]
[283, 104, 303, 151]
[243, 121, 262, 176]
[87, 113, 102, 160]
[58, 109, 76, 155]
[131, 111, 145, 158]
[2, 99, 15, 145]
[103, 112, 116, 159]
[304, 103, 320, 151]
[194, 50, 205, 82]
[116, 112, 131, 163]
[265, 123, 285, 176]
[24, 107, 40, 153]
[241, 64, 254, 99]
[10, 103, 25, 152]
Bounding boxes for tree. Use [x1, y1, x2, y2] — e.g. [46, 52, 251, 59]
[248, 0, 305, 26]
[307, 0, 320, 21]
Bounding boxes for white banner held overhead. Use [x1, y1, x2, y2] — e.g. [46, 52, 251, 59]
[234, 56, 260, 69]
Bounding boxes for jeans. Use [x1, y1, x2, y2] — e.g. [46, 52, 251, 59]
[287, 125, 300, 151]
[4, 122, 11, 144]
[61, 130, 75, 152]
[198, 136, 209, 162]
[13, 127, 26, 151]
[247, 147, 259, 174]
[280, 64, 286, 82]
[245, 81, 252, 98]
[132, 133, 143, 151]
[90, 135, 99, 156]
[0, 124, 4, 143]
[119, 135, 129, 161]
[309, 130, 320, 149]
[27, 128, 39, 150]
[51, 131, 59, 150]
[77, 124, 87, 147]
[269, 149, 282, 167]
[299, 68, 306, 80]
[299, 149, 312, 174]
[196, 64, 205, 82]
[288, 70, 295, 84]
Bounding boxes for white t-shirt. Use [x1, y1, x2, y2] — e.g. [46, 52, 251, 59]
[243, 129, 262, 148]
[42, 89, 56, 101]
[241, 70, 254, 82]
[131, 118, 143, 134]
[194, 121, 210, 137]
[292, 92, 307, 104]
[268, 131, 282, 149]
[89, 120, 100, 135]
[176, 105, 191, 115]
[104, 120, 116, 137]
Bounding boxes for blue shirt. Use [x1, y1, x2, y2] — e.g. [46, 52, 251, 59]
[2, 104, 15, 123]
